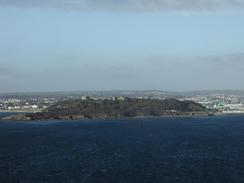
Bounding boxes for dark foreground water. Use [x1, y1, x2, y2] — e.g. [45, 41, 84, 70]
[1, 115, 244, 183]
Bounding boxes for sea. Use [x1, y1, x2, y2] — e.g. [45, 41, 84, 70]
[0, 113, 244, 183]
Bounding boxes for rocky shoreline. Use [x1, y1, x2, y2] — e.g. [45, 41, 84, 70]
[1, 111, 212, 121]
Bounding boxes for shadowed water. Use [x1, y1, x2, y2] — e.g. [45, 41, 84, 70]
[0, 115, 244, 183]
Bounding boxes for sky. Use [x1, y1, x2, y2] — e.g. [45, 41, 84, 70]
[0, 0, 244, 93]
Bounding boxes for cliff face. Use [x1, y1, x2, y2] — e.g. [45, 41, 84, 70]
[2, 98, 207, 121]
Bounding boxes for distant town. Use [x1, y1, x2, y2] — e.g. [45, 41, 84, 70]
[179, 94, 244, 114]
[1, 90, 244, 114]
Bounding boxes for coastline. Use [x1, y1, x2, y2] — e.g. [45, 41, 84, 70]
[2, 107, 244, 122]
[0, 109, 41, 113]
[0, 111, 216, 122]
[1, 112, 244, 122]
[1, 98, 209, 122]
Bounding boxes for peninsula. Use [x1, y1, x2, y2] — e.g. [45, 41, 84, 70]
[1, 98, 208, 121]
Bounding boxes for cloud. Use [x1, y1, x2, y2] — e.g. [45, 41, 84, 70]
[197, 53, 244, 72]
[0, 0, 244, 11]
[137, 52, 244, 90]
[0, 65, 17, 78]
[53, 52, 244, 90]
[143, 52, 244, 69]
[1, 53, 244, 92]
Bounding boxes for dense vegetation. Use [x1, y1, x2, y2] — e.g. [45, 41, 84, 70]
[20, 98, 207, 120]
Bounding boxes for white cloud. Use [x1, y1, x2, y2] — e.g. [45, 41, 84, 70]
[1, 53, 244, 92]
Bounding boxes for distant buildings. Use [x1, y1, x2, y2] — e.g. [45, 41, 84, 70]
[0, 97, 57, 112]
[111, 96, 126, 101]
[180, 94, 244, 114]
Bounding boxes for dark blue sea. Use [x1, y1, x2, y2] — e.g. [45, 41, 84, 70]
[1, 114, 244, 183]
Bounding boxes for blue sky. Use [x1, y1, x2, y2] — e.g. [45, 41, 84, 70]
[0, 1, 244, 92]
